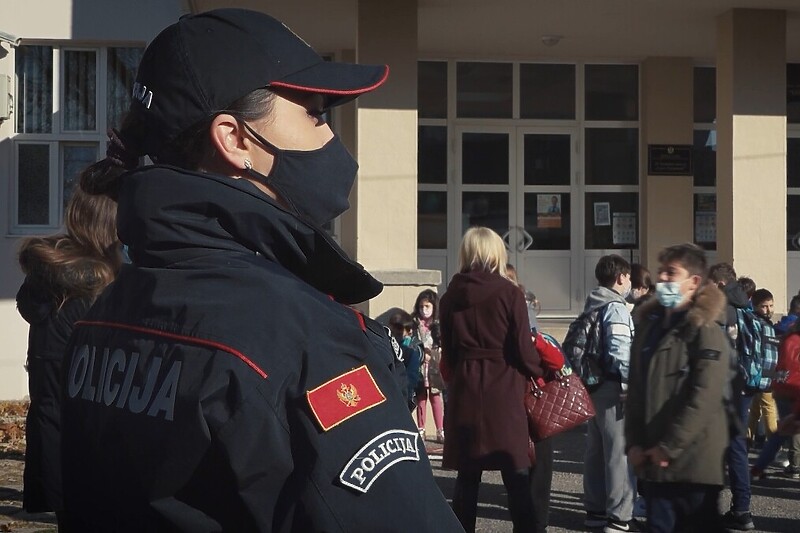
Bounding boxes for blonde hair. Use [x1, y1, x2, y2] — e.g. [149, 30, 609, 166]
[458, 227, 508, 277]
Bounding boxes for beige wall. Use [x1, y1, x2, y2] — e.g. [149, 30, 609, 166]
[354, 0, 418, 271]
[0, 1, 184, 399]
[640, 57, 694, 271]
[717, 9, 787, 312]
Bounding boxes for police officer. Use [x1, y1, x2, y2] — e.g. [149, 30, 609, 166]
[60, 9, 462, 532]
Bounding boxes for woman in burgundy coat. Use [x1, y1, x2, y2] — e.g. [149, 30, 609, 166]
[439, 227, 543, 533]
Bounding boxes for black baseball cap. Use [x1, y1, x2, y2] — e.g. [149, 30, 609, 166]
[130, 8, 389, 159]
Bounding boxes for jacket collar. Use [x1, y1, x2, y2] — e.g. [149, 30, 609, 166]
[117, 165, 382, 305]
[635, 282, 727, 335]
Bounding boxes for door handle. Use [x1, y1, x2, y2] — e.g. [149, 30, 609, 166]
[518, 227, 533, 252]
[501, 229, 511, 250]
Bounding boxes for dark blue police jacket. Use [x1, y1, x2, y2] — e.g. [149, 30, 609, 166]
[60, 166, 463, 532]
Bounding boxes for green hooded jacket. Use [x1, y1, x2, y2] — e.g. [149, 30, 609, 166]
[625, 283, 730, 486]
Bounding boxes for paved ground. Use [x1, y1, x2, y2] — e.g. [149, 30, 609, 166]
[428, 425, 800, 533]
[1, 424, 798, 532]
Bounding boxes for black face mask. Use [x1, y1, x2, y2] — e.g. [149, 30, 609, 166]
[242, 122, 358, 226]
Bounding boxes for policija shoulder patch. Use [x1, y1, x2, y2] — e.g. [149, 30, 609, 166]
[306, 365, 386, 431]
[339, 429, 420, 493]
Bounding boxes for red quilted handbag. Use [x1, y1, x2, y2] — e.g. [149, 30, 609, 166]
[524, 372, 596, 441]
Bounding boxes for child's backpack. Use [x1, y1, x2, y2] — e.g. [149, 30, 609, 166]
[735, 308, 779, 392]
[773, 332, 800, 402]
[562, 304, 608, 390]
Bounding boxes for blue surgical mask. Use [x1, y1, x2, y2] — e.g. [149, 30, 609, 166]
[656, 281, 683, 308]
[401, 336, 413, 347]
[620, 284, 632, 300]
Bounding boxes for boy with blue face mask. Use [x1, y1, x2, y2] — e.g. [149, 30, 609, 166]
[625, 243, 731, 532]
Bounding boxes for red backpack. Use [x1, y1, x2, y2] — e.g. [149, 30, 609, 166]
[773, 332, 800, 405]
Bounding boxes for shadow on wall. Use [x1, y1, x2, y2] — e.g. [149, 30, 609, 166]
[374, 307, 407, 328]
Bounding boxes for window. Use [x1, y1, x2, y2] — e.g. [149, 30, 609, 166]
[694, 67, 716, 124]
[789, 64, 800, 125]
[418, 61, 447, 119]
[520, 63, 576, 119]
[456, 62, 512, 118]
[693, 66, 716, 248]
[584, 128, 639, 185]
[789, 136, 800, 251]
[12, 44, 143, 231]
[585, 64, 638, 121]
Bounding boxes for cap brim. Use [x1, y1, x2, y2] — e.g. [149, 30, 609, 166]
[270, 62, 389, 108]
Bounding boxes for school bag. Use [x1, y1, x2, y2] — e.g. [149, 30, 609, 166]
[562, 304, 608, 390]
[734, 308, 779, 392]
[773, 332, 800, 402]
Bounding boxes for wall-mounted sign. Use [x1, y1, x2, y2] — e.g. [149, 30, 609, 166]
[648, 144, 692, 175]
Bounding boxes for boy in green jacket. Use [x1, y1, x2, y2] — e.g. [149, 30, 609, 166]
[626, 243, 730, 532]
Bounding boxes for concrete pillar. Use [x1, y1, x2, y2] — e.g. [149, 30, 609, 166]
[716, 9, 787, 311]
[346, 0, 440, 317]
[640, 58, 694, 271]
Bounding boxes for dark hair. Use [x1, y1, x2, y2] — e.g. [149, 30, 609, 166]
[506, 263, 518, 284]
[388, 310, 414, 332]
[412, 289, 439, 322]
[737, 277, 756, 299]
[790, 294, 800, 315]
[658, 243, 708, 278]
[752, 288, 774, 308]
[81, 88, 276, 199]
[18, 187, 119, 307]
[630, 263, 654, 292]
[708, 262, 737, 285]
[595, 254, 631, 288]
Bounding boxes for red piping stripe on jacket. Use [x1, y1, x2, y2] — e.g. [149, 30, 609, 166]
[75, 320, 267, 379]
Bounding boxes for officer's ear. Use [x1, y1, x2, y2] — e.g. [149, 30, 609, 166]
[207, 114, 250, 172]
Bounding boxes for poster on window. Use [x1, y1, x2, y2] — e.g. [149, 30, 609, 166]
[695, 194, 716, 243]
[537, 194, 562, 228]
[612, 212, 636, 245]
[593, 202, 611, 226]
[695, 213, 716, 243]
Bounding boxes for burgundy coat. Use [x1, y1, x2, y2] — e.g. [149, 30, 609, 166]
[439, 271, 542, 471]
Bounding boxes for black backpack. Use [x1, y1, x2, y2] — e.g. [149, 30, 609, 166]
[562, 304, 609, 390]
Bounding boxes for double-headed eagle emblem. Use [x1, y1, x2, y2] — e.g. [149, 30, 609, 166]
[337, 383, 361, 407]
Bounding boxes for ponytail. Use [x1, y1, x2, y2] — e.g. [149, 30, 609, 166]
[81, 114, 145, 200]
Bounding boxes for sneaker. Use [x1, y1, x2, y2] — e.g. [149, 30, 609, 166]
[418, 428, 425, 440]
[435, 429, 445, 444]
[773, 450, 790, 468]
[603, 518, 643, 532]
[750, 467, 766, 481]
[784, 465, 800, 479]
[584, 511, 607, 528]
[722, 510, 755, 531]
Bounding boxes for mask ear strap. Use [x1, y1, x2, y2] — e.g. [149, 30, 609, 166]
[241, 121, 281, 154]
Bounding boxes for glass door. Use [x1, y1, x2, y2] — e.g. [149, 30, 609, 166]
[453, 126, 581, 316]
[513, 128, 581, 316]
[453, 126, 517, 264]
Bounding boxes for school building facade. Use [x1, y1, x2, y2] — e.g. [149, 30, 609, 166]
[0, 0, 799, 398]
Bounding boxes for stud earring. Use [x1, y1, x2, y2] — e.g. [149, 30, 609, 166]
[244, 158, 252, 170]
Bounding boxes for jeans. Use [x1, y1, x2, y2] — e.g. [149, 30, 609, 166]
[725, 392, 753, 513]
[584, 381, 634, 521]
[645, 482, 724, 533]
[453, 468, 534, 533]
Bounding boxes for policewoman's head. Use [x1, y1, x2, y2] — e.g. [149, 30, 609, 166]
[82, 9, 388, 226]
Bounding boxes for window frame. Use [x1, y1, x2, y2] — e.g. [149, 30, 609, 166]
[10, 42, 142, 234]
